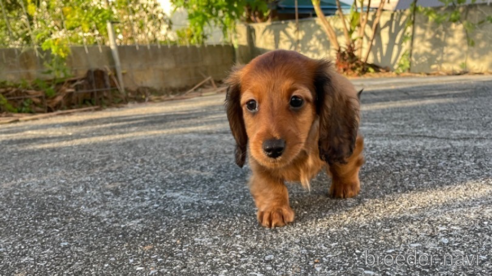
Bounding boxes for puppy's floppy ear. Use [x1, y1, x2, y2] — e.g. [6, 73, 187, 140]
[225, 65, 247, 168]
[314, 60, 360, 165]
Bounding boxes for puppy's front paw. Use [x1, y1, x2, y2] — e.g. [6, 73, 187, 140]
[329, 179, 360, 198]
[257, 206, 294, 228]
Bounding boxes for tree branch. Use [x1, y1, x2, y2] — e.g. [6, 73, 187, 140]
[362, 0, 385, 64]
[358, 0, 371, 58]
[336, 0, 351, 48]
[312, 0, 340, 52]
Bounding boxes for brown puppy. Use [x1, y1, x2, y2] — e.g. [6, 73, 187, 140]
[225, 50, 364, 228]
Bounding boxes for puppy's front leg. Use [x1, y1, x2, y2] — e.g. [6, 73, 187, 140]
[249, 170, 294, 228]
[328, 135, 365, 198]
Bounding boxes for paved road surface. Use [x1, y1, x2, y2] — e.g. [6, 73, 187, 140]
[1, 75, 491, 275]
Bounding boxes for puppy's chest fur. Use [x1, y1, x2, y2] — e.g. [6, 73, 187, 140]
[278, 149, 326, 188]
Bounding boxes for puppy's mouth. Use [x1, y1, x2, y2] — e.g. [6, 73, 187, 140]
[258, 156, 288, 169]
[265, 156, 284, 164]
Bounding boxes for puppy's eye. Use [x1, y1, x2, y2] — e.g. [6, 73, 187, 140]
[290, 96, 304, 109]
[246, 100, 258, 112]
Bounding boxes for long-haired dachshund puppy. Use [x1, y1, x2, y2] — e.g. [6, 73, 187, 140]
[225, 50, 364, 228]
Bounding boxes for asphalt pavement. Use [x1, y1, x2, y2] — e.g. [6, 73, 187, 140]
[1, 75, 491, 275]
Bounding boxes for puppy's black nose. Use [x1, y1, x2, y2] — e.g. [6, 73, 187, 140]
[263, 139, 285, 159]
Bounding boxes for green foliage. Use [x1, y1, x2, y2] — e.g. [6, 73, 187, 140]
[33, 78, 56, 98]
[459, 61, 467, 70]
[396, 51, 411, 74]
[111, 0, 172, 45]
[1, 0, 170, 47]
[0, 94, 17, 113]
[402, 32, 412, 44]
[18, 98, 33, 113]
[0, 80, 14, 88]
[175, 27, 206, 45]
[18, 79, 30, 89]
[348, 4, 360, 37]
[0, 0, 171, 79]
[171, 0, 270, 44]
[395, 2, 417, 74]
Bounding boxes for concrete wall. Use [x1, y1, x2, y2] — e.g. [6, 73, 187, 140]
[236, 3, 492, 73]
[0, 45, 235, 91]
[235, 10, 410, 70]
[412, 4, 492, 73]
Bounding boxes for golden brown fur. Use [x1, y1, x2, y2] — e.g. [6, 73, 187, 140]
[226, 50, 364, 228]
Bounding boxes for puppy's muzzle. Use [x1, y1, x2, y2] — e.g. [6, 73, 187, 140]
[262, 139, 285, 159]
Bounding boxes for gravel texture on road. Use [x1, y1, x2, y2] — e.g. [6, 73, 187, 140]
[1, 76, 491, 275]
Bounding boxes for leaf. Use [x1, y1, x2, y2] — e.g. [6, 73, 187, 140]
[463, 21, 475, 32]
[27, 3, 37, 16]
[402, 33, 412, 43]
[449, 10, 461, 23]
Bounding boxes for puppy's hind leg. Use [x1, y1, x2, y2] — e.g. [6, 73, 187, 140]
[249, 171, 294, 228]
[328, 135, 365, 198]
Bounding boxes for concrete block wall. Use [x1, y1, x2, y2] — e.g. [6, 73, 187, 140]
[0, 44, 235, 91]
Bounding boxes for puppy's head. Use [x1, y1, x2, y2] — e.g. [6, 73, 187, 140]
[226, 50, 360, 169]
